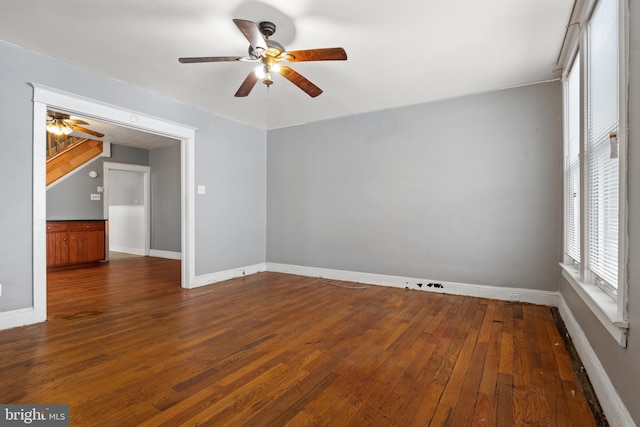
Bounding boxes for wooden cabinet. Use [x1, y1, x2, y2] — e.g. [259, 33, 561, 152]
[47, 220, 107, 269]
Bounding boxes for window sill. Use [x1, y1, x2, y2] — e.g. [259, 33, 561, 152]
[560, 263, 628, 347]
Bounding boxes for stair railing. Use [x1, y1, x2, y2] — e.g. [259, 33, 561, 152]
[46, 132, 90, 161]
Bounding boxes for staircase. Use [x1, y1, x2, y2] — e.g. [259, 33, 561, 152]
[46, 133, 103, 186]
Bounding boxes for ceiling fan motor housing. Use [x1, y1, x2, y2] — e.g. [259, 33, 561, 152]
[249, 39, 285, 59]
[259, 21, 276, 38]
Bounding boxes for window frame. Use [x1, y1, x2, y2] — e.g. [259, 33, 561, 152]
[559, 0, 629, 347]
[563, 53, 581, 266]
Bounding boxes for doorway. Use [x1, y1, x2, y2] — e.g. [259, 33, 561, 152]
[31, 84, 196, 325]
[104, 164, 151, 256]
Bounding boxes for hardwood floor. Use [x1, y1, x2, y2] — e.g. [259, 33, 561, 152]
[0, 256, 600, 426]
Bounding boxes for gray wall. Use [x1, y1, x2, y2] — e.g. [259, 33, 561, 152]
[46, 144, 149, 220]
[110, 144, 150, 166]
[46, 157, 105, 220]
[0, 40, 266, 312]
[150, 145, 181, 252]
[267, 82, 563, 290]
[557, 3, 640, 424]
[194, 117, 266, 272]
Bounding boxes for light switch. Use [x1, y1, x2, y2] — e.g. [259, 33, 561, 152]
[97, 186, 104, 193]
[197, 185, 206, 195]
[91, 194, 101, 201]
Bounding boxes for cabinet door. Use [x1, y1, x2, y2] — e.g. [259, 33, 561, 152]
[46, 222, 69, 267]
[46, 231, 69, 266]
[69, 222, 106, 263]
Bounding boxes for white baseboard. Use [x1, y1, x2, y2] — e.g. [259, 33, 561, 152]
[149, 249, 182, 260]
[110, 246, 146, 256]
[266, 263, 559, 306]
[0, 307, 44, 331]
[193, 263, 267, 288]
[558, 295, 636, 427]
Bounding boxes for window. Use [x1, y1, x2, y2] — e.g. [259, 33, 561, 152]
[560, 0, 628, 346]
[586, 0, 619, 296]
[565, 54, 580, 264]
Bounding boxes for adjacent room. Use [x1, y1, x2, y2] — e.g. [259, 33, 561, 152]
[0, 0, 638, 425]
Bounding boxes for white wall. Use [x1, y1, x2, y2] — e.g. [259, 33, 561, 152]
[109, 169, 146, 255]
[109, 205, 146, 255]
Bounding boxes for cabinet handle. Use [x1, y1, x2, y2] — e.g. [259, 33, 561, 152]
[86, 225, 90, 229]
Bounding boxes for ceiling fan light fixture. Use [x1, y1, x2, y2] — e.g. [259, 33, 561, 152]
[45, 123, 59, 134]
[263, 67, 274, 87]
[255, 64, 275, 87]
[46, 120, 73, 136]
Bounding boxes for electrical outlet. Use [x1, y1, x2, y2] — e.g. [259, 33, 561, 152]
[90, 194, 101, 201]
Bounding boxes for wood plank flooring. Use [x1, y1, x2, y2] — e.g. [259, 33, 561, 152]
[0, 256, 600, 426]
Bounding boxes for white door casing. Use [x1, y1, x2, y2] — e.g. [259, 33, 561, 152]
[31, 84, 197, 325]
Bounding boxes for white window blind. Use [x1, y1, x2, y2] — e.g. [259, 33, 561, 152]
[587, 0, 618, 288]
[566, 55, 581, 262]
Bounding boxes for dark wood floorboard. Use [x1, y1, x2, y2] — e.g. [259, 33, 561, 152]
[0, 256, 600, 426]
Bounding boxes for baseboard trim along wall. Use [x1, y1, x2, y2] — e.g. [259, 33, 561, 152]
[193, 263, 267, 288]
[110, 246, 146, 256]
[0, 307, 41, 331]
[149, 250, 182, 260]
[266, 263, 559, 307]
[557, 296, 635, 427]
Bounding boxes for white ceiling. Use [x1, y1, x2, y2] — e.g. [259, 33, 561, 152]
[1, 0, 573, 130]
[47, 111, 179, 150]
[78, 117, 179, 150]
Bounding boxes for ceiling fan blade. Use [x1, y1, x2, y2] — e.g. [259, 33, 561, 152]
[285, 48, 347, 62]
[179, 56, 246, 63]
[233, 19, 267, 53]
[48, 112, 70, 119]
[235, 72, 259, 97]
[279, 66, 323, 98]
[71, 125, 104, 138]
[66, 119, 89, 125]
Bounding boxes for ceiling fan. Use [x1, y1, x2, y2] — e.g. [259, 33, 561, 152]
[46, 111, 105, 138]
[178, 19, 347, 98]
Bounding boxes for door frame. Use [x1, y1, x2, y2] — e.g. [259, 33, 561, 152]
[32, 84, 197, 324]
[103, 162, 152, 257]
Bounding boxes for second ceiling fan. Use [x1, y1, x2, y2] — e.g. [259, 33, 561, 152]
[46, 111, 104, 138]
[178, 19, 347, 98]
